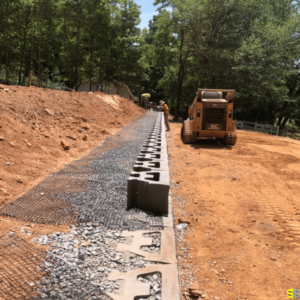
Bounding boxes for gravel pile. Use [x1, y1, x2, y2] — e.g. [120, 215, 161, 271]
[27, 112, 167, 300]
[34, 223, 150, 299]
[136, 272, 162, 300]
[141, 233, 161, 254]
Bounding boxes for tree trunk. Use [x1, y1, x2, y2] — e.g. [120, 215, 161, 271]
[281, 117, 289, 129]
[75, 24, 81, 90]
[5, 4, 10, 85]
[174, 29, 187, 121]
[19, 29, 29, 85]
[38, 17, 43, 87]
[19, 6, 31, 86]
[174, 66, 184, 121]
[277, 101, 288, 127]
[89, 42, 94, 92]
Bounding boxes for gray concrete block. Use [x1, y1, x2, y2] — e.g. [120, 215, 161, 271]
[127, 171, 170, 214]
[127, 112, 170, 215]
[133, 160, 169, 172]
[147, 133, 163, 137]
[149, 104, 163, 112]
[145, 137, 162, 143]
[138, 153, 168, 161]
[142, 142, 166, 148]
[151, 127, 163, 132]
[116, 228, 177, 264]
[141, 146, 167, 153]
[107, 264, 180, 300]
[136, 157, 164, 162]
[150, 128, 162, 131]
[146, 134, 162, 141]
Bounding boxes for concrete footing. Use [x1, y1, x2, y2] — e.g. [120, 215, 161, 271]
[107, 264, 180, 300]
[116, 228, 176, 264]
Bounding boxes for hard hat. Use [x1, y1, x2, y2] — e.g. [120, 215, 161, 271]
[159, 100, 164, 105]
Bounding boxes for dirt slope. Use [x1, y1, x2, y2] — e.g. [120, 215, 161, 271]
[167, 122, 300, 300]
[0, 84, 144, 208]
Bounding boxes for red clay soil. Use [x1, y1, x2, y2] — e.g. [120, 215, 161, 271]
[167, 122, 300, 300]
[0, 84, 144, 213]
[0, 85, 144, 300]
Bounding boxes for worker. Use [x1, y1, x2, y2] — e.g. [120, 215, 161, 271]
[159, 100, 171, 131]
[183, 102, 189, 120]
[141, 93, 150, 109]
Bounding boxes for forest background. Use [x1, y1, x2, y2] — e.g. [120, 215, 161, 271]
[1, 0, 300, 128]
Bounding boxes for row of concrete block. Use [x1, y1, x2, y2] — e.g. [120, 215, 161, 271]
[127, 113, 170, 214]
[148, 102, 163, 112]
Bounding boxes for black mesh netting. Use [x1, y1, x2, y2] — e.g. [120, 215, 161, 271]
[0, 235, 45, 300]
[0, 112, 164, 230]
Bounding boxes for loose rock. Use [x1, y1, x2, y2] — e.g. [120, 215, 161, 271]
[178, 218, 190, 225]
[61, 140, 70, 150]
[45, 108, 54, 115]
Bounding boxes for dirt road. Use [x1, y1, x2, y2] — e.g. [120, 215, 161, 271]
[167, 122, 300, 300]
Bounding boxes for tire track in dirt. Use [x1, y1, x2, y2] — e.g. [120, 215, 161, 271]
[250, 178, 300, 250]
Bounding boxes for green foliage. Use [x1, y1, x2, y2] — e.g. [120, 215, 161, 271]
[1, 0, 300, 127]
[140, 0, 300, 126]
[0, 0, 142, 91]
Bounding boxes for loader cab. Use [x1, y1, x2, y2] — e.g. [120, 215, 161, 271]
[187, 89, 235, 133]
[182, 88, 237, 145]
[193, 90, 233, 131]
[197, 91, 233, 102]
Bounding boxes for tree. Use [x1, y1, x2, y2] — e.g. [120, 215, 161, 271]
[141, 0, 300, 127]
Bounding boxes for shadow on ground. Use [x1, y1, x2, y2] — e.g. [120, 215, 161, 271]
[190, 139, 234, 150]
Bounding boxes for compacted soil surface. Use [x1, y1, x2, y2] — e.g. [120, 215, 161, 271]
[167, 122, 300, 300]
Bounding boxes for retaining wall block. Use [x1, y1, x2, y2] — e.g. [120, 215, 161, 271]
[142, 141, 166, 148]
[141, 146, 167, 153]
[127, 112, 170, 214]
[127, 171, 170, 214]
[133, 160, 169, 172]
[147, 135, 162, 140]
[137, 153, 168, 161]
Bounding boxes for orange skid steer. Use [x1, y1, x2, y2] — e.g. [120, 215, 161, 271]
[181, 89, 237, 145]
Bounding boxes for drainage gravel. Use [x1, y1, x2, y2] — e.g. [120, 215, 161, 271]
[136, 272, 162, 300]
[33, 223, 152, 299]
[0, 112, 169, 299]
[141, 233, 161, 254]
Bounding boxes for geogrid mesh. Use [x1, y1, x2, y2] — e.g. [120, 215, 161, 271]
[0, 113, 164, 230]
[0, 235, 45, 300]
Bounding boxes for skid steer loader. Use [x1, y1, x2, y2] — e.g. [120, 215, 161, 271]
[181, 89, 237, 145]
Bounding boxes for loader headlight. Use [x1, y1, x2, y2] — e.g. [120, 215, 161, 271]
[197, 110, 201, 117]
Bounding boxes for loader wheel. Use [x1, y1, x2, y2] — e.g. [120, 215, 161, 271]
[181, 120, 196, 144]
[224, 132, 237, 145]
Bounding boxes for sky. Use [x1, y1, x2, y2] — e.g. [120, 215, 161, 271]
[136, 0, 157, 29]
